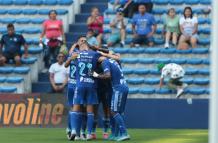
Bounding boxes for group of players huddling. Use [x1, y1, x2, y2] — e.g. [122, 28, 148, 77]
[64, 36, 130, 141]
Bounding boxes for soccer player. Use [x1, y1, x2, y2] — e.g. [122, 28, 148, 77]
[93, 58, 130, 141]
[158, 63, 188, 98]
[69, 37, 103, 141]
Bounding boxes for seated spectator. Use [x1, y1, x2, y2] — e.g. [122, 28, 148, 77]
[87, 7, 103, 47]
[131, 4, 156, 47]
[49, 52, 68, 93]
[163, 8, 180, 48]
[86, 29, 99, 48]
[114, 0, 135, 18]
[107, 8, 127, 47]
[133, 0, 153, 13]
[40, 10, 66, 69]
[0, 23, 28, 66]
[178, 7, 198, 50]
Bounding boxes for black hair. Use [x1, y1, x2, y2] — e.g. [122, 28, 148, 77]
[167, 8, 175, 15]
[183, 7, 193, 19]
[49, 10, 57, 16]
[7, 23, 14, 29]
[78, 35, 87, 40]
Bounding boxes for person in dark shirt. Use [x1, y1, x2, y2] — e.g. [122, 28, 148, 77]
[0, 23, 28, 66]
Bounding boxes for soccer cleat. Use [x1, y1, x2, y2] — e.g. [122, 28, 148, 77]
[80, 133, 86, 140]
[86, 134, 93, 141]
[107, 134, 117, 141]
[91, 133, 97, 139]
[116, 134, 130, 141]
[103, 133, 109, 140]
[69, 130, 76, 141]
[66, 128, 71, 140]
[74, 136, 81, 141]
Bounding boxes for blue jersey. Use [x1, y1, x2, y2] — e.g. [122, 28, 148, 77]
[76, 50, 100, 88]
[102, 59, 126, 87]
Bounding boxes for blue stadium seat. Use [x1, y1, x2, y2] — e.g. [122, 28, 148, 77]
[152, 8, 167, 14]
[198, 38, 210, 45]
[144, 78, 159, 84]
[152, 0, 169, 5]
[104, 18, 110, 24]
[198, 17, 207, 24]
[43, 0, 57, 5]
[104, 9, 116, 15]
[56, 9, 68, 15]
[0, 77, 6, 83]
[193, 78, 209, 85]
[201, 28, 211, 34]
[154, 38, 164, 45]
[14, 67, 30, 74]
[155, 58, 171, 64]
[23, 9, 38, 15]
[103, 28, 111, 33]
[31, 18, 45, 24]
[27, 47, 43, 54]
[145, 48, 161, 54]
[170, 0, 184, 4]
[122, 68, 133, 74]
[156, 28, 162, 34]
[32, 38, 40, 44]
[176, 49, 192, 54]
[205, 89, 210, 94]
[186, 59, 202, 64]
[129, 88, 139, 94]
[192, 48, 209, 54]
[198, 68, 210, 75]
[128, 48, 145, 54]
[112, 48, 129, 54]
[21, 57, 37, 64]
[0, 28, 7, 34]
[6, 77, 24, 84]
[0, 87, 17, 93]
[8, 9, 22, 15]
[155, 88, 172, 94]
[125, 38, 132, 44]
[139, 58, 155, 64]
[203, 59, 210, 65]
[156, 18, 163, 24]
[200, 0, 211, 4]
[121, 58, 138, 63]
[0, 18, 16, 24]
[171, 58, 187, 64]
[185, 0, 199, 4]
[0, 0, 13, 5]
[126, 28, 133, 34]
[127, 78, 144, 84]
[25, 38, 33, 44]
[16, 18, 31, 24]
[28, 0, 42, 5]
[149, 69, 160, 75]
[139, 88, 155, 94]
[58, 0, 73, 5]
[14, 0, 28, 5]
[0, 9, 8, 14]
[133, 69, 150, 75]
[15, 28, 24, 33]
[187, 88, 205, 95]
[0, 67, 14, 74]
[181, 77, 193, 84]
[193, 9, 203, 14]
[160, 48, 176, 54]
[38, 9, 50, 15]
[23, 28, 41, 34]
[175, 9, 183, 14]
[185, 68, 198, 75]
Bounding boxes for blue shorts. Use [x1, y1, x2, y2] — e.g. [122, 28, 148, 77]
[73, 86, 98, 105]
[111, 84, 129, 113]
[67, 83, 76, 106]
[132, 35, 154, 45]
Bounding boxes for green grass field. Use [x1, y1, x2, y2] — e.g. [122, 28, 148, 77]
[0, 128, 208, 143]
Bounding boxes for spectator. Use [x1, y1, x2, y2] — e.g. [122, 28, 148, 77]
[131, 4, 156, 47]
[0, 23, 28, 66]
[158, 63, 188, 98]
[114, 0, 135, 18]
[87, 7, 103, 47]
[163, 8, 180, 48]
[107, 8, 127, 47]
[133, 0, 153, 13]
[40, 10, 66, 69]
[86, 29, 99, 49]
[49, 52, 68, 93]
[178, 7, 198, 50]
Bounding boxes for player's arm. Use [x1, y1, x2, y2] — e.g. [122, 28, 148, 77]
[93, 71, 111, 79]
[64, 53, 78, 68]
[98, 51, 120, 61]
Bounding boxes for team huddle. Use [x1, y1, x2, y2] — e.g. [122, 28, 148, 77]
[64, 36, 130, 141]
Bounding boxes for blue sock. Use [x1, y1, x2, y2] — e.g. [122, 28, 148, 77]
[76, 112, 82, 136]
[70, 112, 78, 133]
[68, 111, 71, 130]
[81, 113, 87, 134]
[103, 118, 110, 133]
[87, 112, 94, 135]
[113, 113, 127, 135]
[92, 119, 97, 133]
[110, 116, 115, 135]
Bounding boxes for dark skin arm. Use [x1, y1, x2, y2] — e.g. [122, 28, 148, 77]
[93, 71, 111, 80]
[64, 52, 78, 68]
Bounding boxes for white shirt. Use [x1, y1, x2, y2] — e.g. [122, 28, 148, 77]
[49, 62, 68, 84]
[179, 16, 198, 35]
[111, 17, 128, 33]
[161, 63, 185, 79]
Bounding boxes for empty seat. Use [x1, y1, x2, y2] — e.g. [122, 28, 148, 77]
[149, 69, 160, 75]
[23, 28, 41, 34]
[14, 0, 28, 5]
[103, 28, 111, 33]
[144, 78, 159, 84]
[185, 68, 198, 75]
[0, 28, 7, 34]
[192, 9, 203, 14]
[171, 58, 187, 64]
[193, 78, 209, 85]
[112, 48, 129, 53]
[23, 9, 38, 15]
[0, 18, 16, 24]
[203, 59, 210, 65]
[127, 78, 144, 84]
[192, 48, 209, 54]
[133, 69, 149, 74]
[176, 49, 192, 54]
[155, 88, 171, 94]
[155, 58, 171, 64]
[43, 0, 57, 5]
[31, 18, 45, 24]
[198, 18, 208, 24]
[156, 28, 162, 34]
[21, 57, 37, 64]
[139, 88, 155, 94]
[186, 59, 202, 64]
[38, 9, 50, 15]
[28, 0, 42, 5]
[6, 77, 24, 83]
[185, 0, 199, 4]
[198, 69, 210, 75]
[145, 48, 161, 54]
[122, 68, 133, 74]
[16, 28, 24, 33]
[0, 77, 6, 83]
[28, 47, 43, 54]
[0, 0, 13, 5]
[154, 38, 164, 45]
[139, 58, 155, 64]
[58, 0, 73, 5]
[153, 0, 169, 5]
[104, 18, 110, 24]
[0, 67, 14, 74]
[198, 38, 210, 45]
[128, 48, 145, 54]
[8, 9, 22, 15]
[0, 87, 17, 93]
[14, 67, 30, 74]
[200, 0, 211, 4]
[0, 9, 8, 14]
[56, 9, 68, 15]
[121, 58, 138, 63]
[129, 88, 139, 94]
[181, 77, 193, 84]
[170, 0, 184, 4]
[160, 48, 176, 54]
[187, 88, 206, 95]
[16, 18, 31, 24]
[152, 8, 167, 14]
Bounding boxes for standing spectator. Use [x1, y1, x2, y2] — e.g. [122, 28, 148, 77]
[40, 10, 66, 69]
[49, 52, 68, 93]
[131, 4, 156, 47]
[158, 63, 188, 98]
[107, 8, 127, 47]
[113, 0, 135, 18]
[0, 23, 28, 66]
[178, 7, 198, 50]
[87, 7, 104, 47]
[133, 0, 153, 13]
[163, 8, 180, 48]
